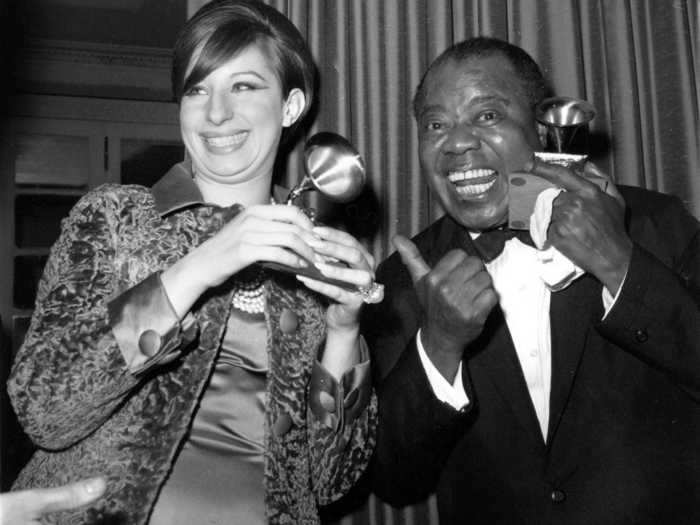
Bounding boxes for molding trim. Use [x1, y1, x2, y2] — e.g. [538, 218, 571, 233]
[7, 94, 179, 126]
[14, 38, 173, 100]
[19, 38, 171, 69]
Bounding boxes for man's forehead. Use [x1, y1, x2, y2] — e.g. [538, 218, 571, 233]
[422, 55, 526, 106]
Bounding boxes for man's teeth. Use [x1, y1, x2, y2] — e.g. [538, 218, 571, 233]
[456, 180, 496, 195]
[205, 133, 246, 147]
[448, 169, 497, 195]
[447, 168, 495, 182]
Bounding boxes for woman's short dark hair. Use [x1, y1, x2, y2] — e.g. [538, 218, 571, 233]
[413, 36, 550, 118]
[172, 0, 317, 136]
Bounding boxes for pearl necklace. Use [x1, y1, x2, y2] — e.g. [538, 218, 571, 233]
[231, 265, 266, 314]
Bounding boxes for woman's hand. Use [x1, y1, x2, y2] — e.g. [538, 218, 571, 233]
[296, 226, 376, 379]
[298, 226, 376, 327]
[200, 204, 318, 285]
[162, 204, 317, 318]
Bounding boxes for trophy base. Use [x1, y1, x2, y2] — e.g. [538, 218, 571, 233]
[261, 259, 358, 291]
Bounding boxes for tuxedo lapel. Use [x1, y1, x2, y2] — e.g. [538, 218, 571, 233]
[546, 273, 603, 445]
[436, 217, 545, 447]
[468, 308, 547, 450]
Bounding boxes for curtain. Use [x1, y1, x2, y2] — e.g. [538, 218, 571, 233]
[266, 0, 699, 267]
[190, 1, 699, 523]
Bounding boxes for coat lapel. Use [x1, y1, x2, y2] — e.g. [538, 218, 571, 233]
[436, 217, 546, 448]
[468, 308, 547, 449]
[546, 273, 602, 445]
[434, 217, 603, 449]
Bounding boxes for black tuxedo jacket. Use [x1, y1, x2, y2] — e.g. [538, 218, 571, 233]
[365, 187, 700, 525]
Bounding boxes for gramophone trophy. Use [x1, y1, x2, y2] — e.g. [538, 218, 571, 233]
[508, 96, 598, 229]
[262, 132, 376, 295]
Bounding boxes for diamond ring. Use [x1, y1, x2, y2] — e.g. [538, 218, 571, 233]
[357, 282, 385, 304]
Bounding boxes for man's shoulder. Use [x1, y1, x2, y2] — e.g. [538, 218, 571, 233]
[619, 185, 698, 233]
[618, 185, 690, 219]
[377, 216, 452, 276]
[618, 185, 699, 270]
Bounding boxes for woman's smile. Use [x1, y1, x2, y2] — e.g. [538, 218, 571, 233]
[202, 131, 249, 152]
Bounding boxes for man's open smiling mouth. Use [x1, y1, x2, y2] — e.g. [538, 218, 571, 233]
[447, 168, 497, 196]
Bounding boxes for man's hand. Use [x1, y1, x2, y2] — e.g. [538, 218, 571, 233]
[0, 477, 105, 525]
[530, 159, 633, 295]
[394, 235, 498, 382]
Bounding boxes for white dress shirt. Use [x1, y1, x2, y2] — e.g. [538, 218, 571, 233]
[417, 237, 620, 442]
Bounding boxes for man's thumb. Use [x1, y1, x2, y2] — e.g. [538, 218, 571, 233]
[393, 235, 430, 284]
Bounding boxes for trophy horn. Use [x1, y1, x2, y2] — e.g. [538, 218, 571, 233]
[286, 132, 366, 205]
[262, 132, 372, 294]
[508, 97, 598, 231]
[535, 96, 596, 154]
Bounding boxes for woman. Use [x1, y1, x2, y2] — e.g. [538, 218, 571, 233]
[8, 1, 377, 523]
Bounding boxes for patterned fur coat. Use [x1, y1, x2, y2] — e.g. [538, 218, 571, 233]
[8, 163, 377, 524]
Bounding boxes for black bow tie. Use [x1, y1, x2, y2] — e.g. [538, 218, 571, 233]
[471, 227, 535, 262]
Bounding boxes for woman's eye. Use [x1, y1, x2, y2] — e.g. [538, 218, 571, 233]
[232, 82, 257, 92]
[183, 85, 206, 96]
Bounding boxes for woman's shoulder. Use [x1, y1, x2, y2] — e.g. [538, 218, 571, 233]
[69, 183, 158, 220]
[81, 182, 155, 206]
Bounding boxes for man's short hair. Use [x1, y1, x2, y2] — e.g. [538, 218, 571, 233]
[412, 36, 550, 119]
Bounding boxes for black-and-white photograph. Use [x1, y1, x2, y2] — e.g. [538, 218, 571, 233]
[0, 1, 698, 524]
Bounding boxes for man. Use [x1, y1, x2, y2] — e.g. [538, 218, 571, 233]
[365, 37, 700, 524]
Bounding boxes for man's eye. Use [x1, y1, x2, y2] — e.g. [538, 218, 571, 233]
[425, 121, 446, 131]
[476, 110, 501, 124]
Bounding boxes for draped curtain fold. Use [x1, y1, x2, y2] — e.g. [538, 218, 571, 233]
[191, 1, 699, 523]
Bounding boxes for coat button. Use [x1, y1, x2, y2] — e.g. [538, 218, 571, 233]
[280, 309, 299, 334]
[138, 330, 161, 357]
[319, 391, 336, 413]
[273, 413, 293, 437]
[550, 489, 566, 503]
[634, 329, 648, 343]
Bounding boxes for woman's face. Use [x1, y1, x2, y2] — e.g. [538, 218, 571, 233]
[179, 43, 302, 186]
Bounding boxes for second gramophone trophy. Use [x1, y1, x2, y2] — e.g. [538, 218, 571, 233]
[261, 132, 382, 301]
[507, 96, 598, 229]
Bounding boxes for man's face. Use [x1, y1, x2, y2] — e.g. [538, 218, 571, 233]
[416, 54, 542, 232]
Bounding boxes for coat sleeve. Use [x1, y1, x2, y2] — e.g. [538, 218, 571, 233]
[306, 339, 378, 504]
[598, 193, 700, 400]
[7, 188, 196, 449]
[361, 252, 473, 506]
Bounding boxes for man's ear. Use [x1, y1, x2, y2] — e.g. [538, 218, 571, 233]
[282, 88, 306, 127]
[536, 122, 548, 149]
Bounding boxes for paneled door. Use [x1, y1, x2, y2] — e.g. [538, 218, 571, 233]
[0, 95, 182, 488]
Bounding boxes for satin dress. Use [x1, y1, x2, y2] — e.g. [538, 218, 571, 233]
[150, 308, 268, 524]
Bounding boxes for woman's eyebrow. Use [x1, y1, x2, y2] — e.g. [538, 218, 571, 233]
[227, 70, 268, 81]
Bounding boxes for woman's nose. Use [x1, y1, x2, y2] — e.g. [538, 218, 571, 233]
[206, 91, 233, 125]
[442, 124, 481, 154]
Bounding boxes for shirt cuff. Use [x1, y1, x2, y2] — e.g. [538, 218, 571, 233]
[108, 272, 198, 375]
[308, 336, 372, 432]
[601, 268, 629, 320]
[416, 329, 469, 410]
